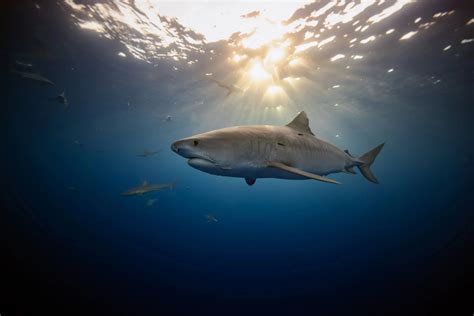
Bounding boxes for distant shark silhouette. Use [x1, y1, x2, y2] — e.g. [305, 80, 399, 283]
[121, 181, 175, 196]
[209, 78, 243, 96]
[51, 91, 68, 106]
[12, 70, 54, 85]
[172, 112, 384, 186]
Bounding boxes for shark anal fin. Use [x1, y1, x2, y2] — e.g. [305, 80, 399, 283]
[245, 178, 256, 186]
[267, 162, 340, 185]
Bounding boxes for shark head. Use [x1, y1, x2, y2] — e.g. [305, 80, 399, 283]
[171, 130, 237, 175]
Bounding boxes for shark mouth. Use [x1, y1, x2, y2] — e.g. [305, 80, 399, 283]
[188, 157, 218, 169]
[186, 152, 215, 164]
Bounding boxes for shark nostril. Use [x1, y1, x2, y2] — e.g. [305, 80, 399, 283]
[171, 143, 179, 153]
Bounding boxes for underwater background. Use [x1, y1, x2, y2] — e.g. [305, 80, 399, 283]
[1, 0, 473, 315]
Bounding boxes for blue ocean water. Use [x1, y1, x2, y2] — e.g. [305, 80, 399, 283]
[2, 1, 473, 315]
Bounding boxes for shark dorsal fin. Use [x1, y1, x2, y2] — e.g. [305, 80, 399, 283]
[142, 180, 148, 186]
[286, 111, 314, 135]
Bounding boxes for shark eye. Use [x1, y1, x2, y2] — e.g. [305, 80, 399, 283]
[193, 140, 199, 146]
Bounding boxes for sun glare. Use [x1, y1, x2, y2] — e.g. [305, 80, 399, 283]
[249, 61, 271, 81]
[266, 85, 284, 95]
[265, 47, 286, 63]
[232, 54, 245, 63]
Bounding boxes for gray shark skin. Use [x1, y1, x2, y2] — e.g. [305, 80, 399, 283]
[171, 112, 384, 186]
[121, 181, 175, 196]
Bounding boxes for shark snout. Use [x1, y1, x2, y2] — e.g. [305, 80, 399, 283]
[171, 138, 218, 167]
[171, 141, 180, 153]
[171, 139, 201, 159]
[171, 140, 188, 156]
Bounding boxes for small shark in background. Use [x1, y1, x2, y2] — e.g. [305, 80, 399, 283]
[172, 111, 384, 186]
[51, 91, 68, 106]
[205, 213, 218, 223]
[121, 181, 175, 196]
[209, 78, 243, 96]
[137, 149, 161, 157]
[12, 70, 54, 85]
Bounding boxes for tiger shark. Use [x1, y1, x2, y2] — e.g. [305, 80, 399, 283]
[171, 112, 384, 186]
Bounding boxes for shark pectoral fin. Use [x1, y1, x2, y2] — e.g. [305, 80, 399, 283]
[267, 162, 340, 185]
[245, 178, 256, 186]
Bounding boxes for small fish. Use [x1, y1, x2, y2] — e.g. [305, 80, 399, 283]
[137, 149, 161, 157]
[152, 114, 173, 122]
[205, 213, 218, 223]
[209, 78, 243, 96]
[146, 198, 157, 207]
[121, 181, 175, 196]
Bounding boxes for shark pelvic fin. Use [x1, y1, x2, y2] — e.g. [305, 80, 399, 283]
[267, 162, 340, 184]
[286, 111, 315, 135]
[245, 178, 256, 186]
[344, 166, 356, 174]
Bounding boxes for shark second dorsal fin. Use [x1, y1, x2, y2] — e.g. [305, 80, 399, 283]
[286, 111, 314, 135]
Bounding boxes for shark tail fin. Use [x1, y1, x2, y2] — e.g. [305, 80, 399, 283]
[169, 182, 176, 190]
[357, 143, 385, 184]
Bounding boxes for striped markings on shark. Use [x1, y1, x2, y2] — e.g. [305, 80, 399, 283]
[171, 111, 384, 186]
